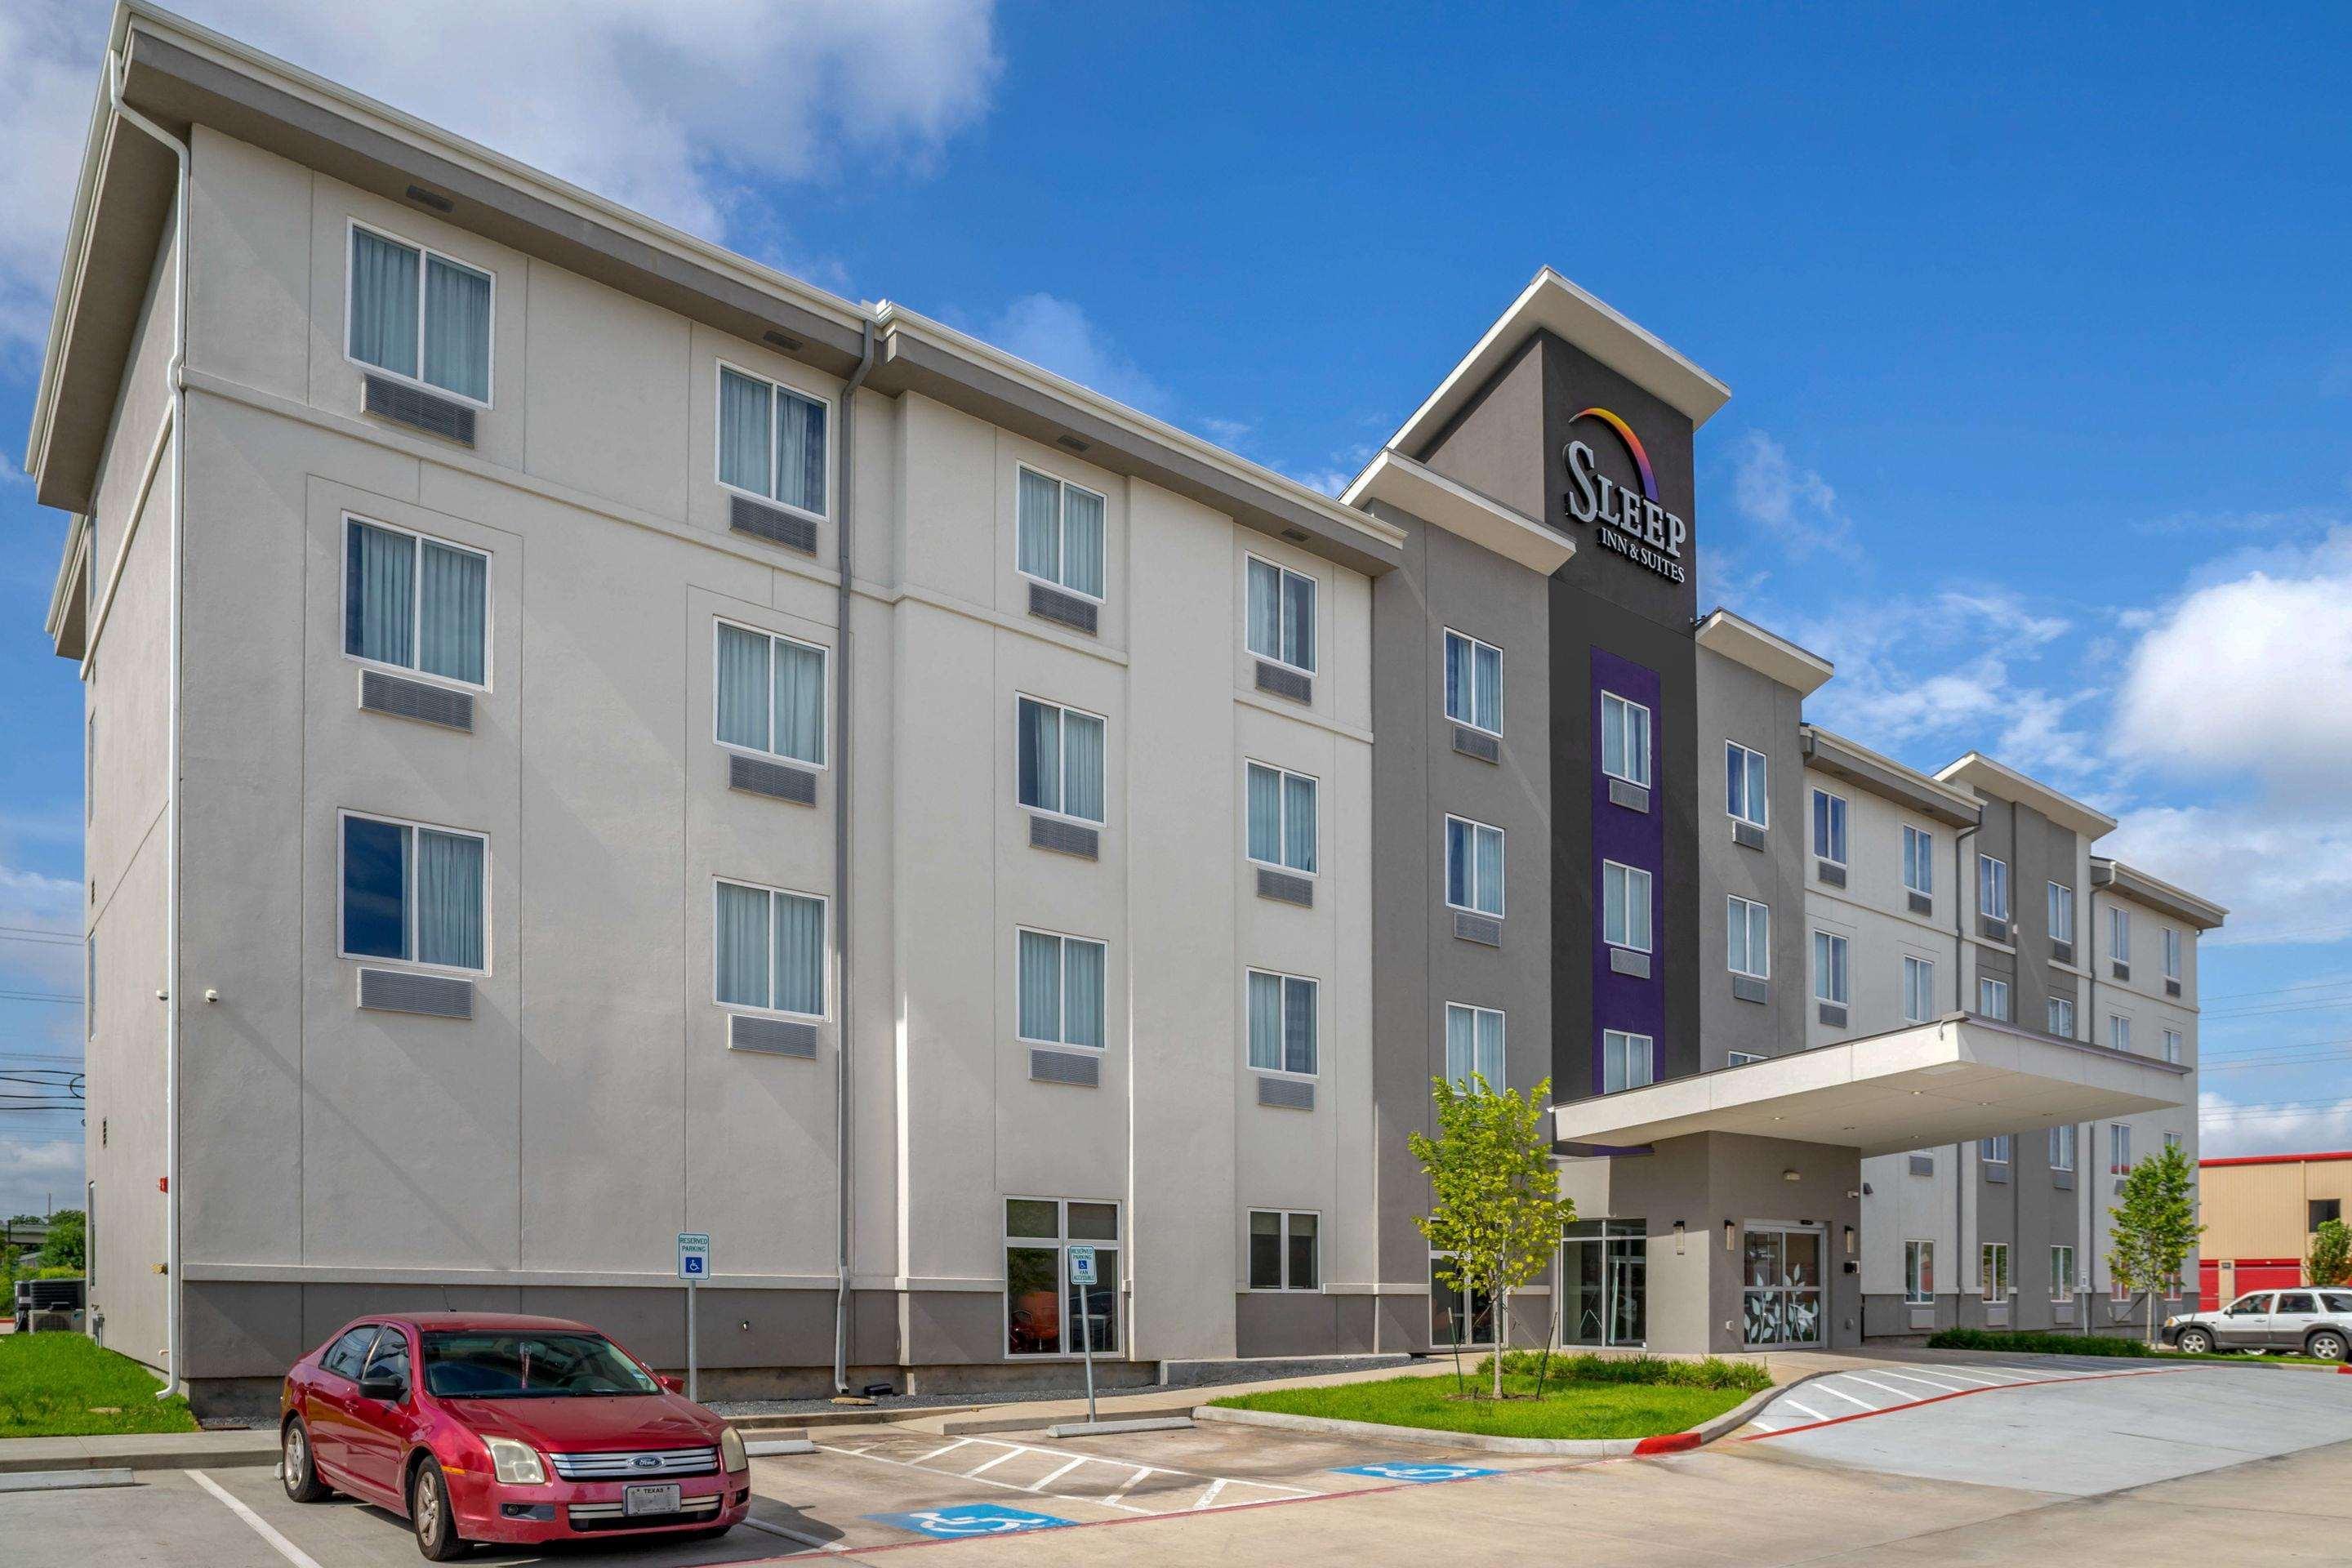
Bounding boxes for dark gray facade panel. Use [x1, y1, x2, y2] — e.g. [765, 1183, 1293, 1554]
[1696, 647, 1806, 1071]
[1233, 1292, 1377, 1359]
[903, 1290, 1005, 1367]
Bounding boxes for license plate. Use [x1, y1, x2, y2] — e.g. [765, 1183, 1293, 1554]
[623, 1483, 681, 1517]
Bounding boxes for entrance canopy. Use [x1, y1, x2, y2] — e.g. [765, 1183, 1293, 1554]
[1552, 1014, 2190, 1157]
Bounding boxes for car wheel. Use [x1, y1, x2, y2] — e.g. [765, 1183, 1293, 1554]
[2175, 1327, 2213, 1355]
[281, 1416, 332, 1503]
[410, 1461, 467, 1561]
[2307, 1330, 2348, 1363]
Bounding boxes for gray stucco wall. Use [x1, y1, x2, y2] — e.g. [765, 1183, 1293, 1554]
[1695, 646, 1806, 1065]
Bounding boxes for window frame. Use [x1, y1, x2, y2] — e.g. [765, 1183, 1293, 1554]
[2051, 1244, 2076, 1302]
[1904, 1239, 1935, 1305]
[2048, 995, 2076, 1038]
[713, 358, 836, 523]
[1245, 1209, 1322, 1293]
[1902, 825, 1934, 898]
[1902, 954, 1936, 1023]
[1601, 859, 1652, 954]
[1977, 975, 2010, 1022]
[712, 617, 831, 769]
[1725, 741, 1769, 829]
[1726, 895, 1770, 980]
[1243, 760, 1319, 877]
[711, 875, 831, 1022]
[2109, 906, 2132, 964]
[1601, 1029, 1655, 1094]
[1980, 1240, 2011, 1303]
[1244, 553, 1317, 675]
[1445, 815, 1508, 920]
[1599, 691, 1652, 789]
[1443, 1001, 1506, 1090]
[1812, 929, 1850, 1004]
[2109, 1122, 2133, 1174]
[1245, 967, 1320, 1080]
[1014, 925, 1110, 1052]
[1978, 854, 2011, 922]
[1014, 693, 1109, 826]
[2049, 1123, 2076, 1172]
[1002, 1196, 1121, 1360]
[2047, 881, 2076, 946]
[2163, 1027, 2183, 1064]
[1014, 462, 1109, 603]
[336, 808, 492, 977]
[1980, 1134, 2011, 1166]
[1811, 787, 1847, 866]
[2109, 1013, 2132, 1053]
[1441, 628, 1504, 736]
[339, 513, 494, 693]
[2163, 927, 2182, 982]
[344, 219, 497, 408]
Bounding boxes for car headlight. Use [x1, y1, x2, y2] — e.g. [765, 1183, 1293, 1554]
[719, 1425, 747, 1472]
[483, 1437, 546, 1486]
[2163, 1316, 2177, 1328]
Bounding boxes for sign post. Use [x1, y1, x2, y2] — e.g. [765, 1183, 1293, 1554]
[1067, 1245, 1098, 1425]
[677, 1232, 710, 1402]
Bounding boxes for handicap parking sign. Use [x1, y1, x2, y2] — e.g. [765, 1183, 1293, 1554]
[1334, 1462, 1499, 1483]
[866, 1504, 1074, 1538]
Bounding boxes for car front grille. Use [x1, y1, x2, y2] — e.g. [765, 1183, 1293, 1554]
[547, 1446, 719, 1481]
[565, 1494, 722, 1531]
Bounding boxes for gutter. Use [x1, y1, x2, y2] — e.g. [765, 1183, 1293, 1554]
[1951, 817, 1979, 1328]
[830, 320, 876, 1396]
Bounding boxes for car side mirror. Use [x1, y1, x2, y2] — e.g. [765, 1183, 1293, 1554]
[658, 1374, 684, 1393]
[358, 1375, 404, 1403]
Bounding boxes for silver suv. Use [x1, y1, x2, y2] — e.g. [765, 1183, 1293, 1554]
[2163, 1289, 2352, 1360]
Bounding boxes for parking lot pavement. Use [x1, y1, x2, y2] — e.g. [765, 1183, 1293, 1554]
[1740, 1354, 2185, 1436]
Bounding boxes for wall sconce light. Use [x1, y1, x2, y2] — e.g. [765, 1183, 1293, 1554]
[1782, 1169, 1802, 1183]
[1843, 1224, 1856, 1256]
[1723, 1220, 1736, 1252]
[1673, 1220, 1686, 1256]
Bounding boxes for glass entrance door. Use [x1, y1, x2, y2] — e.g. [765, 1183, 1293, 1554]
[1561, 1219, 1647, 1348]
[1741, 1226, 1824, 1348]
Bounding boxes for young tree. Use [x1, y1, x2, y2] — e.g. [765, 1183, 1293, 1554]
[38, 1209, 87, 1273]
[1410, 1074, 1576, 1401]
[2308, 1218, 2352, 1289]
[2107, 1143, 2203, 1343]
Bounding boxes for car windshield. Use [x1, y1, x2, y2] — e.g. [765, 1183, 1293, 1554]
[421, 1332, 662, 1399]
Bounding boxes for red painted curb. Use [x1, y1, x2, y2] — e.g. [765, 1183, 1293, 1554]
[2336, 1364, 2350, 1375]
[1741, 1365, 2189, 1442]
[1632, 1432, 1701, 1454]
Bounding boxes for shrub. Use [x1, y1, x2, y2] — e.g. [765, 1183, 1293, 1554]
[1481, 1350, 1773, 1392]
[33, 1267, 84, 1281]
[1925, 1329, 2149, 1357]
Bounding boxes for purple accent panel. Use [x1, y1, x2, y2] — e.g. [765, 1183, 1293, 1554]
[1591, 648, 1666, 1096]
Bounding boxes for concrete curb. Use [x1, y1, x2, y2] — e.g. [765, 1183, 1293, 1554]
[1193, 1375, 1793, 1458]
[0, 1433, 279, 1474]
[1042, 1416, 1195, 1439]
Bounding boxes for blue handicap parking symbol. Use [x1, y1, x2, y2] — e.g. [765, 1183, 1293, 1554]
[1334, 1462, 1499, 1483]
[865, 1503, 1074, 1539]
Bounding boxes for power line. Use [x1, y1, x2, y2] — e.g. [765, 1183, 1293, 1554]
[0, 991, 80, 1005]
[2201, 976, 2352, 1003]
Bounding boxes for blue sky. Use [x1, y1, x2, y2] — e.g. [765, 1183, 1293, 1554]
[4, 2, 2350, 1214]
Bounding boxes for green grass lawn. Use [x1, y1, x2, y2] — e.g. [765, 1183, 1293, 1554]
[1211, 1371, 1753, 1441]
[0, 1333, 198, 1438]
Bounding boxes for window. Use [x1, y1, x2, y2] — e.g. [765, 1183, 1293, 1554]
[2110, 1123, 2133, 1174]
[1977, 976, 2010, 1021]
[1016, 466, 1106, 599]
[2109, 1013, 2132, 1053]
[1727, 1051, 1766, 1066]
[2163, 927, 2182, 982]
[85, 935, 95, 1040]
[1980, 1241, 2011, 1300]
[362, 1327, 412, 1398]
[1726, 742, 1768, 827]
[714, 880, 826, 1018]
[2311, 1199, 2343, 1232]
[1980, 1134, 2011, 1165]
[2051, 1245, 2076, 1301]
[1600, 692, 1650, 787]
[1446, 817, 1506, 918]
[1811, 789, 1847, 865]
[2048, 996, 2076, 1038]
[1017, 697, 1106, 823]
[2048, 882, 2075, 946]
[341, 813, 487, 972]
[717, 364, 830, 518]
[1248, 1210, 1320, 1291]
[1602, 862, 1652, 952]
[1978, 855, 2010, 922]
[1601, 1030, 1655, 1094]
[1813, 931, 1849, 1004]
[1726, 897, 1770, 978]
[1245, 555, 1315, 674]
[714, 621, 826, 767]
[322, 1326, 381, 1381]
[348, 224, 492, 403]
[1445, 1004, 1504, 1089]
[344, 518, 488, 688]
[1017, 929, 1107, 1049]
[1904, 1240, 1935, 1304]
[2109, 906, 2132, 964]
[1245, 763, 1316, 875]
[1903, 956, 1936, 1023]
[1903, 826, 1934, 898]
[1444, 630, 1503, 734]
[1004, 1198, 1119, 1357]
[2049, 1123, 2077, 1171]
[85, 710, 94, 823]
[1246, 969, 1317, 1076]
[1430, 1250, 1496, 1348]
[2163, 1028, 2183, 1064]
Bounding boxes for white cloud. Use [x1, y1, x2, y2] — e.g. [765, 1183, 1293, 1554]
[1731, 430, 1856, 559]
[0, 864, 83, 992]
[978, 292, 1173, 416]
[2107, 802, 2352, 947]
[0, 1134, 83, 1222]
[2199, 1089, 2352, 1160]
[0, 0, 1003, 351]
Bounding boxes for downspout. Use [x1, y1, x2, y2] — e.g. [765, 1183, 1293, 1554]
[831, 320, 877, 1396]
[2082, 884, 2101, 1335]
[107, 46, 189, 1401]
[1951, 819, 1979, 1326]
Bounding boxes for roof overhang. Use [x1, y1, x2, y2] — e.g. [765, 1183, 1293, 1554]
[2092, 858, 2228, 930]
[1388, 268, 1731, 461]
[1803, 725, 1980, 830]
[1551, 1015, 2190, 1158]
[1936, 752, 2117, 840]
[1695, 608, 1833, 697]
[44, 517, 91, 662]
[1339, 448, 1571, 575]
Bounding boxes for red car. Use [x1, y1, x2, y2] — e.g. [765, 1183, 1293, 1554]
[278, 1312, 751, 1559]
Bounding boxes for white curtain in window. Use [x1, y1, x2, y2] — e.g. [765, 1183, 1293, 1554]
[773, 639, 825, 764]
[773, 892, 825, 1016]
[715, 625, 771, 752]
[777, 390, 827, 514]
[1061, 486, 1104, 596]
[1246, 559, 1281, 659]
[1446, 819, 1471, 908]
[413, 828, 483, 969]
[1018, 699, 1060, 813]
[1283, 773, 1316, 873]
[1282, 571, 1314, 670]
[1062, 939, 1104, 1048]
[719, 369, 773, 495]
[1476, 1007, 1503, 1083]
[1446, 1006, 1475, 1086]
[1062, 711, 1104, 822]
[346, 522, 413, 666]
[1446, 635, 1473, 723]
[349, 229, 419, 378]
[1283, 977, 1316, 1074]
[1018, 470, 1061, 581]
[1473, 643, 1501, 728]
[422, 256, 492, 401]
[715, 882, 768, 1007]
[1019, 932, 1062, 1041]
[418, 541, 485, 684]
[1246, 971, 1283, 1071]
[1245, 764, 1282, 863]
[1472, 825, 1503, 915]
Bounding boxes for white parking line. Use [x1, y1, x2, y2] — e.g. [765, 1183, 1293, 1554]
[1843, 1374, 1932, 1404]
[186, 1471, 325, 1568]
[1869, 1370, 1977, 1392]
[964, 1446, 1029, 1477]
[813, 1441, 1156, 1515]
[1746, 1417, 1784, 1433]
[1814, 1383, 1882, 1412]
[1029, 1457, 1089, 1491]
[1778, 1399, 1829, 1423]
[1192, 1478, 1231, 1511]
[911, 1438, 973, 1463]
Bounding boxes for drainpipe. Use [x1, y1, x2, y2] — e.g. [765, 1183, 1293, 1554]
[1950, 820, 1978, 1328]
[2082, 884, 2101, 1335]
[831, 320, 876, 1396]
[107, 46, 189, 1401]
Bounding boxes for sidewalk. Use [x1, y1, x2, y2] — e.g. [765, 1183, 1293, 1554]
[0, 1428, 282, 1474]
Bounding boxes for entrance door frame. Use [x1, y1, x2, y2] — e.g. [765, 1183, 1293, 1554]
[1739, 1219, 1829, 1351]
[1557, 1219, 1647, 1350]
